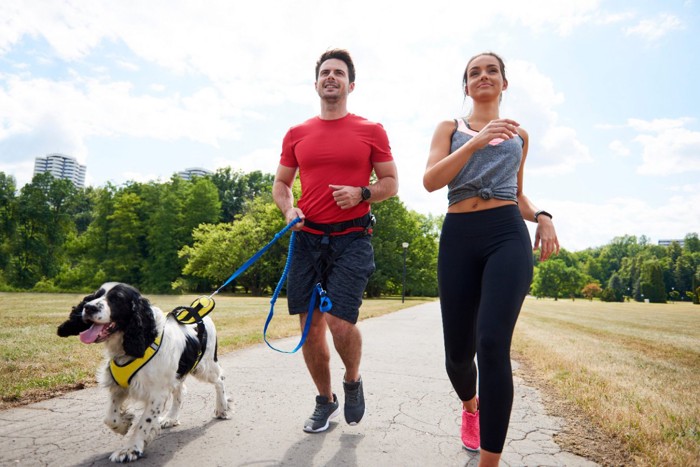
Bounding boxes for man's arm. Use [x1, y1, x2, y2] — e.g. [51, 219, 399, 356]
[273, 164, 305, 229]
[329, 160, 398, 209]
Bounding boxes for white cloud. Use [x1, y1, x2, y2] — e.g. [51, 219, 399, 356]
[628, 119, 700, 175]
[624, 13, 684, 41]
[609, 140, 631, 157]
[505, 60, 593, 174]
[0, 74, 243, 149]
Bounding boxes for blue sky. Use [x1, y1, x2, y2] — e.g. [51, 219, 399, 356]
[1, 0, 698, 251]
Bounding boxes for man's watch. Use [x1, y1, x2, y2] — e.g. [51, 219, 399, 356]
[534, 210, 552, 223]
[361, 186, 371, 201]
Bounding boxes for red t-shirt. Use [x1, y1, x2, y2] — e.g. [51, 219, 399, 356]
[280, 113, 393, 224]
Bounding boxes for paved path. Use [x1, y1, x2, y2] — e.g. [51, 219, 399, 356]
[0, 302, 597, 466]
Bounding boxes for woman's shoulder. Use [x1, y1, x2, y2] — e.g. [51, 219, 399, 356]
[516, 126, 529, 139]
[434, 118, 459, 132]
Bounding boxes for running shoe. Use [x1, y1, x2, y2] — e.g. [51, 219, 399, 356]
[343, 377, 365, 425]
[303, 394, 340, 433]
[461, 403, 480, 451]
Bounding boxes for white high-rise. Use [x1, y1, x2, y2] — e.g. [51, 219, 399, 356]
[177, 167, 213, 180]
[33, 153, 86, 188]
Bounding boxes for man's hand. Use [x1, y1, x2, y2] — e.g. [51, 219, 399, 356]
[329, 185, 362, 209]
[285, 207, 305, 231]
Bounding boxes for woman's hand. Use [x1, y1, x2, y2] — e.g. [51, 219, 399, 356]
[470, 118, 520, 149]
[533, 216, 560, 261]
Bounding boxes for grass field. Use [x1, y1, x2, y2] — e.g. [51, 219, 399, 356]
[0, 291, 433, 410]
[512, 298, 700, 467]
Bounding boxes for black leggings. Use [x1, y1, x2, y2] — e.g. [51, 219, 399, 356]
[438, 205, 533, 453]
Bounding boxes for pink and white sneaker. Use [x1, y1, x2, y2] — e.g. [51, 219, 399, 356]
[461, 401, 480, 451]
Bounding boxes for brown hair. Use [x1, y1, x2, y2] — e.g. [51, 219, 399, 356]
[315, 49, 356, 83]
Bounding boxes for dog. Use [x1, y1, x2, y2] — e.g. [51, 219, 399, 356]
[57, 282, 231, 463]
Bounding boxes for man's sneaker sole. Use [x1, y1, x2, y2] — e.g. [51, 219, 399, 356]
[303, 405, 341, 433]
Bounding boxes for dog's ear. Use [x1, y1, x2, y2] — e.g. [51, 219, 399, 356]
[122, 296, 157, 358]
[57, 291, 102, 337]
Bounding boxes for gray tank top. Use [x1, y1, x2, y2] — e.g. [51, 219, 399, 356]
[447, 118, 523, 206]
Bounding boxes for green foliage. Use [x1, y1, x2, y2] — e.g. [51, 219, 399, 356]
[368, 197, 439, 298]
[0, 168, 697, 303]
[180, 195, 287, 295]
[208, 168, 274, 222]
[639, 259, 667, 303]
[6, 173, 76, 288]
[606, 273, 626, 302]
[532, 256, 585, 300]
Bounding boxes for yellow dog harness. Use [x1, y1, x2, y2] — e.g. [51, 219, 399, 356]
[109, 331, 163, 388]
[109, 297, 215, 388]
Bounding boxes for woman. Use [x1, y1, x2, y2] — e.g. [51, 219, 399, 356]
[423, 52, 559, 466]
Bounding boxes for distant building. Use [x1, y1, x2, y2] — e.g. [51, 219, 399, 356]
[33, 153, 86, 188]
[658, 239, 684, 247]
[177, 167, 213, 181]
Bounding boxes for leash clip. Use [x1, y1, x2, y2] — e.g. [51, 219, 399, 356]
[315, 283, 332, 312]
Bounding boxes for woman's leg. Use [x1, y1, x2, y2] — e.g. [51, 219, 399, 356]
[476, 225, 533, 455]
[437, 216, 481, 402]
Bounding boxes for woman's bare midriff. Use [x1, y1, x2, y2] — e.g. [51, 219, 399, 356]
[447, 197, 517, 213]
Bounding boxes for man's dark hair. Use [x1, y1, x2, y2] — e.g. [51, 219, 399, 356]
[315, 48, 356, 83]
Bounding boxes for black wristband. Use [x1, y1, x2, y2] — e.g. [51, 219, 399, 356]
[361, 186, 371, 201]
[534, 210, 552, 222]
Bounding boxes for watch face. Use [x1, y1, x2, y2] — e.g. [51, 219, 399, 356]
[362, 187, 371, 200]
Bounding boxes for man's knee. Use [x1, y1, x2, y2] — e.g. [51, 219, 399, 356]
[326, 313, 357, 335]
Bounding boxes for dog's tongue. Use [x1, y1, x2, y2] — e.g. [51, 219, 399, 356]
[79, 323, 106, 344]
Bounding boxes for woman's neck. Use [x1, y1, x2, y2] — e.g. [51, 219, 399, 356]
[468, 101, 500, 129]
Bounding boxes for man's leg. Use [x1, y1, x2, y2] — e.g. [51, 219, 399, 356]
[326, 313, 365, 425]
[299, 311, 341, 433]
[300, 312, 332, 399]
[325, 313, 362, 381]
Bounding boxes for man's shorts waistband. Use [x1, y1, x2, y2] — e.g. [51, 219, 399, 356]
[302, 213, 373, 235]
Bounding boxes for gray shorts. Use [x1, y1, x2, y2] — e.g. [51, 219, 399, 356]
[287, 230, 375, 324]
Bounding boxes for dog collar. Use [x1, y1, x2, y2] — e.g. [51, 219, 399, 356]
[109, 330, 164, 388]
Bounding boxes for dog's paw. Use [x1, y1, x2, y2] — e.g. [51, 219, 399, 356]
[109, 447, 143, 463]
[214, 406, 231, 420]
[160, 417, 180, 429]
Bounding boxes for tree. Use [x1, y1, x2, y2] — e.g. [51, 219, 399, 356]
[0, 172, 17, 275]
[581, 282, 602, 300]
[683, 233, 700, 253]
[141, 182, 186, 293]
[6, 173, 75, 288]
[366, 197, 438, 297]
[208, 168, 274, 223]
[103, 191, 144, 284]
[674, 254, 696, 298]
[606, 272, 626, 302]
[180, 195, 288, 295]
[532, 259, 567, 300]
[639, 259, 666, 303]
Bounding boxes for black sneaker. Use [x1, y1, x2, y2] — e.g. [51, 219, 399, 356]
[343, 377, 365, 425]
[303, 394, 340, 433]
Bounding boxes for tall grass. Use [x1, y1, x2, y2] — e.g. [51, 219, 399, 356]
[0, 291, 432, 409]
[513, 298, 700, 466]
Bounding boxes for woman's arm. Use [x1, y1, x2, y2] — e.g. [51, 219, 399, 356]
[515, 128, 560, 260]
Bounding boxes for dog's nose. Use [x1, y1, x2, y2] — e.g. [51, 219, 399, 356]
[84, 303, 99, 315]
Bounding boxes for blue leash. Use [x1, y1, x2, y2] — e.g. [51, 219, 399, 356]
[264, 231, 332, 353]
[209, 217, 302, 298]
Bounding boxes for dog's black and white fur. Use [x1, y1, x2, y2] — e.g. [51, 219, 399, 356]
[57, 282, 231, 463]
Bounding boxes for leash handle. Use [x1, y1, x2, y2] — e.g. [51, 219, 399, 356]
[210, 217, 301, 298]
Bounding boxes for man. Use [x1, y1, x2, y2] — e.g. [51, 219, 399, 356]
[273, 49, 398, 433]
